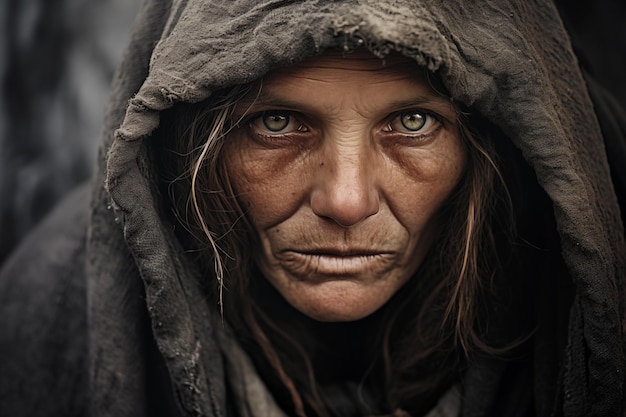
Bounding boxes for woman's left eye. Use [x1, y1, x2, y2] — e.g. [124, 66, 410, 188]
[250, 111, 305, 134]
[384, 110, 439, 134]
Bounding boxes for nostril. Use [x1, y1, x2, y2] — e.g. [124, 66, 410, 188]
[310, 185, 379, 227]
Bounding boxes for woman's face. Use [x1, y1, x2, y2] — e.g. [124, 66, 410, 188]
[225, 51, 466, 322]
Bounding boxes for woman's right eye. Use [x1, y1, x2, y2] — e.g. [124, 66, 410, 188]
[250, 111, 306, 135]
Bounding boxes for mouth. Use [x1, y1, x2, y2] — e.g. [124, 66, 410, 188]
[278, 248, 395, 278]
[295, 247, 389, 257]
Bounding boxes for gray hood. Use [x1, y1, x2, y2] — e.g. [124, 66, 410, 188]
[88, 0, 625, 416]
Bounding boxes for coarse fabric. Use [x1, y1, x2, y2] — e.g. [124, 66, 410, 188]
[1, 0, 624, 416]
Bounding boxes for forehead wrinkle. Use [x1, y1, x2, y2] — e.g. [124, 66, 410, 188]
[239, 85, 344, 118]
[270, 64, 420, 85]
[240, 53, 452, 121]
[242, 81, 453, 124]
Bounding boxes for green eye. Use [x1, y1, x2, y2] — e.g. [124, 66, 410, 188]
[262, 112, 290, 132]
[400, 111, 426, 131]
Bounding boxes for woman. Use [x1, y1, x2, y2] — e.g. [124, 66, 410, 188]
[0, 0, 624, 416]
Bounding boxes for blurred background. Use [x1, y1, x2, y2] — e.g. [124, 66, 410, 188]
[0, 0, 624, 266]
[0, 0, 142, 263]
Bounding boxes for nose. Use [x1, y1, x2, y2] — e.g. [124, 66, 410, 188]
[310, 145, 380, 227]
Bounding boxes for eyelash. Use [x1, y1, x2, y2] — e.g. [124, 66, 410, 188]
[247, 111, 308, 140]
[246, 109, 442, 141]
[382, 110, 442, 140]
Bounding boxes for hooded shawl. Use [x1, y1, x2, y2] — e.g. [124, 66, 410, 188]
[1, 0, 624, 416]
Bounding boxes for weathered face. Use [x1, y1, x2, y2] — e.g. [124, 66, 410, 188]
[225, 51, 466, 322]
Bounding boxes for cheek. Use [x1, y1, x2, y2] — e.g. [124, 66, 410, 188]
[225, 139, 310, 228]
[383, 134, 467, 232]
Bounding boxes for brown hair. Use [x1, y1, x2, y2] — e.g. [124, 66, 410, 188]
[156, 73, 523, 416]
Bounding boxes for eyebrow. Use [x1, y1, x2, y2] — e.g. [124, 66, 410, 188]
[385, 95, 455, 113]
[237, 89, 455, 117]
[235, 92, 321, 118]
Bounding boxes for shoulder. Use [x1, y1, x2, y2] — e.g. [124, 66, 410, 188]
[0, 183, 90, 416]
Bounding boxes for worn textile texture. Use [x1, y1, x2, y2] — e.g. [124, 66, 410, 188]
[1, 0, 624, 416]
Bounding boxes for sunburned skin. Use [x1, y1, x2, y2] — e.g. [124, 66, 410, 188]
[225, 50, 467, 322]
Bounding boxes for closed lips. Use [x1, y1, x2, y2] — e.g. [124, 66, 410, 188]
[288, 248, 392, 257]
[278, 250, 396, 278]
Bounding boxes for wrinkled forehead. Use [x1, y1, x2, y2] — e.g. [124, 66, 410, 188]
[230, 49, 457, 130]
[248, 50, 447, 111]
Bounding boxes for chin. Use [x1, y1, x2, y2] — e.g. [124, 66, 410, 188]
[280, 280, 397, 322]
[302, 306, 379, 322]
